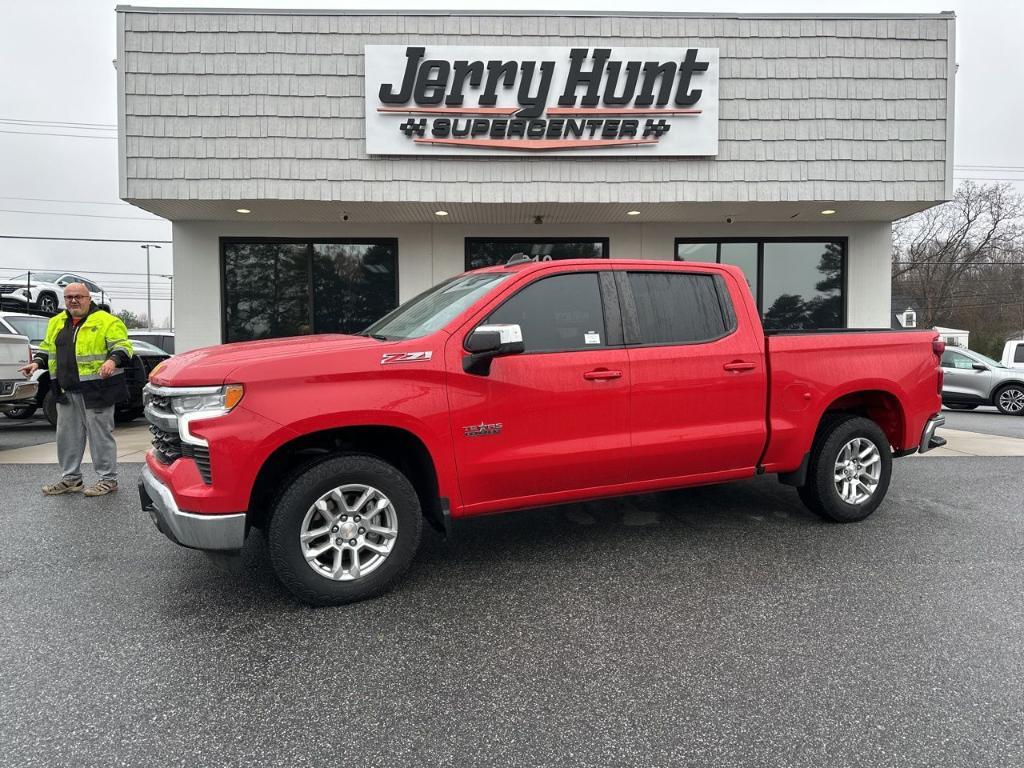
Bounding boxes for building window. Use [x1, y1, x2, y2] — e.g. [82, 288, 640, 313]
[902, 309, 917, 328]
[222, 239, 398, 343]
[675, 238, 846, 330]
[466, 238, 608, 271]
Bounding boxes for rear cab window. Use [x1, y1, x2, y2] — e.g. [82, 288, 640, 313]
[623, 271, 736, 345]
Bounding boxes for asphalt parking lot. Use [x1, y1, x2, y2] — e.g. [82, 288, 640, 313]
[1, 458, 1022, 768]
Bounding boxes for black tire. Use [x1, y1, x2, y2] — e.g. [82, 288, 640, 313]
[115, 407, 144, 424]
[42, 390, 58, 427]
[3, 405, 37, 419]
[267, 454, 423, 606]
[797, 414, 893, 523]
[36, 293, 58, 314]
[944, 404, 978, 411]
[993, 384, 1024, 416]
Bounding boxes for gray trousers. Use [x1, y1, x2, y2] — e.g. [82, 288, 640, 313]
[57, 392, 117, 483]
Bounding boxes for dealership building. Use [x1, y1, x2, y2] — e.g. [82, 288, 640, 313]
[115, 7, 956, 352]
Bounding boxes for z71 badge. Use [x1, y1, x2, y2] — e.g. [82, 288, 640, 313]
[381, 351, 433, 365]
[464, 422, 503, 437]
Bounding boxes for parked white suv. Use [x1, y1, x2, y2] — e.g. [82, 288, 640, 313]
[0, 271, 111, 314]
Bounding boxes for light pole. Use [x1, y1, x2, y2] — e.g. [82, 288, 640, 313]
[157, 274, 174, 330]
[140, 244, 161, 328]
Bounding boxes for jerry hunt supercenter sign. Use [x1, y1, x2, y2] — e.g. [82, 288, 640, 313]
[364, 46, 719, 157]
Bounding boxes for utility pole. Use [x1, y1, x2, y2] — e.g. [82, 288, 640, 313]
[140, 244, 161, 328]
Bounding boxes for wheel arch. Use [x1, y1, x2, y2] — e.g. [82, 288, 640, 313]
[248, 425, 444, 534]
[818, 388, 907, 450]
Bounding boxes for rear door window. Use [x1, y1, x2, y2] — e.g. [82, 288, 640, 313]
[486, 273, 606, 353]
[626, 272, 733, 345]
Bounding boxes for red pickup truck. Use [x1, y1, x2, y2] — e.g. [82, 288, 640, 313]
[140, 258, 946, 605]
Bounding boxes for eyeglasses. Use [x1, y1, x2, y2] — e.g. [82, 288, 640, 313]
[64, 295, 90, 301]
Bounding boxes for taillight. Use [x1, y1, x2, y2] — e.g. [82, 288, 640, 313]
[932, 336, 946, 358]
[937, 367, 944, 394]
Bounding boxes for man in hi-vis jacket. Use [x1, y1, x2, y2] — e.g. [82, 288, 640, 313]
[20, 282, 134, 497]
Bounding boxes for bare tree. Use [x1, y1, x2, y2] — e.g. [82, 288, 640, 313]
[892, 182, 1024, 328]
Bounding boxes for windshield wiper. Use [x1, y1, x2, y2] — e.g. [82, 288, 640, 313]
[355, 332, 392, 341]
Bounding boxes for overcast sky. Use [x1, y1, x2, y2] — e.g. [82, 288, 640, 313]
[1, 0, 1022, 324]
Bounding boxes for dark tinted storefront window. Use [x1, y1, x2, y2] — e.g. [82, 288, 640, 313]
[223, 239, 397, 342]
[466, 238, 608, 270]
[762, 242, 843, 330]
[676, 238, 845, 330]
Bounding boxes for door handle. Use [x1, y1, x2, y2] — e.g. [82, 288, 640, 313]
[583, 369, 622, 381]
[723, 361, 757, 372]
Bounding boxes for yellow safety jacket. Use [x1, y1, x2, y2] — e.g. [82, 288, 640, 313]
[37, 308, 134, 408]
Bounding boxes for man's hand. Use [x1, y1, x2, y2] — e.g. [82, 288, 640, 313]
[19, 362, 39, 377]
[99, 359, 117, 379]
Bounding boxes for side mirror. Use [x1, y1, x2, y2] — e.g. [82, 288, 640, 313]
[463, 324, 525, 375]
[972, 363, 988, 372]
[56, 280, 68, 287]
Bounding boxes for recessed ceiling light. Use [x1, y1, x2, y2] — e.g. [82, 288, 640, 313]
[627, 210, 641, 216]
[236, 208, 251, 214]
[820, 209, 836, 215]
[434, 210, 449, 216]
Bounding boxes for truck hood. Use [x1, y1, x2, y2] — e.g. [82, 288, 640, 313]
[150, 334, 382, 386]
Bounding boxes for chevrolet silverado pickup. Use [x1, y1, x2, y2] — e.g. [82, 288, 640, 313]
[140, 258, 946, 605]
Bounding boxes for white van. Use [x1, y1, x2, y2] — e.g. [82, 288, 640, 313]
[1001, 339, 1024, 370]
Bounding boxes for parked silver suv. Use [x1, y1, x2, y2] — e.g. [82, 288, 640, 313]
[941, 346, 1024, 415]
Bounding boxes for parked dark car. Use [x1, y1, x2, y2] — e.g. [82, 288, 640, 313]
[0, 312, 171, 425]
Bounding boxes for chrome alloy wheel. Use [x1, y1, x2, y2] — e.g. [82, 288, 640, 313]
[833, 437, 882, 505]
[299, 484, 398, 581]
[998, 387, 1024, 414]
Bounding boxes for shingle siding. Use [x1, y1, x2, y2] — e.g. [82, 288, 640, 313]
[119, 11, 953, 204]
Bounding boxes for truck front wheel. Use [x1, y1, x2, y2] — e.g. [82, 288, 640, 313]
[267, 455, 423, 606]
[797, 415, 893, 523]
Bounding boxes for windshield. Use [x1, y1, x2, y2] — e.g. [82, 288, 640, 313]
[5, 315, 49, 344]
[129, 340, 167, 355]
[363, 272, 512, 340]
[4, 272, 63, 283]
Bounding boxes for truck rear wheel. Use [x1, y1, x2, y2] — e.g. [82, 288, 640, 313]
[267, 454, 423, 606]
[797, 415, 892, 523]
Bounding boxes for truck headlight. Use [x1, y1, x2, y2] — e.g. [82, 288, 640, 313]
[169, 384, 245, 415]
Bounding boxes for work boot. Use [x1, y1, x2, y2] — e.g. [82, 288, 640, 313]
[42, 478, 84, 495]
[83, 479, 118, 497]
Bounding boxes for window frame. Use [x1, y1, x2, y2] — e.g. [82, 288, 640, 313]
[674, 236, 849, 329]
[464, 237, 610, 271]
[219, 237, 400, 344]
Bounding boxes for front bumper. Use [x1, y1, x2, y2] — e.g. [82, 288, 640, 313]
[918, 414, 947, 454]
[0, 378, 39, 405]
[139, 465, 246, 551]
